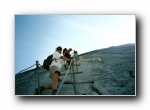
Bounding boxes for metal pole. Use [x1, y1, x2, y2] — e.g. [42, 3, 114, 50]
[72, 61, 77, 95]
[75, 54, 78, 73]
[36, 61, 40, 95]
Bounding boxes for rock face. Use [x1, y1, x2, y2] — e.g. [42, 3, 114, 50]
[15, 44, 135, 95]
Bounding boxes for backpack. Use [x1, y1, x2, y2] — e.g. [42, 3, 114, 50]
[43, 54, 54, 70]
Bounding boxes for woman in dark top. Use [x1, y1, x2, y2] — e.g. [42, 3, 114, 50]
[63, 48, 72, 69]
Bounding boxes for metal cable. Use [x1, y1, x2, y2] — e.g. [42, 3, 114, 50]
[26, 69, 37, 95]
[25, 62, 42, 95]
[23, 54, 78, 95]
[16, 63, 36, 95]
[17, 64, 36, 74]
[56, 54, 79, 95]
[56, 56, 75, 95]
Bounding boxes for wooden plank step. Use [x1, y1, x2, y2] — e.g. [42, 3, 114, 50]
[60, 72, 83, 75]
[63, 81, 94, 84]
[72, 64, 80, 66]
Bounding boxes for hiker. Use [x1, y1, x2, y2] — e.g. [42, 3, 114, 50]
[35, 46, 70, 95]
[63, 48, 72, 69]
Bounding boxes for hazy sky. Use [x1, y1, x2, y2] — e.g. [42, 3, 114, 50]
[15, 15, 135, 73]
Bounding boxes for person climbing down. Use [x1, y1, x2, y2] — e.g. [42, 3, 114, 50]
[35, 46, 70, 95]
[63, 48, 72, 70]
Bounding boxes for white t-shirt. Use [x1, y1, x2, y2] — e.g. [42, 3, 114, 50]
[50, 51, 63, 68]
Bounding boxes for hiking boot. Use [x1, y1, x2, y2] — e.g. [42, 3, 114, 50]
[35, 86, 44, 95]
[52, 89, 57, 95]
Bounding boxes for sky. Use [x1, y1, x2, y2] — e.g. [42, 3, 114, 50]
[15, 15, 135, 74]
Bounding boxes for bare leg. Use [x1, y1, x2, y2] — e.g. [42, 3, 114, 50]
[66, 62, 69, 69]
[52, 71, 60, 90]
[43, 71, 60, 89]
[51, 71, 60, 95]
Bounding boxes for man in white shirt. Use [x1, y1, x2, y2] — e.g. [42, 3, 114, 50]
[36, 46, 70, 95]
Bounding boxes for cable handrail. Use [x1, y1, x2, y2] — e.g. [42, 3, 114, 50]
[56, 54, 77, 95]
[26, 61, 43, 95]
[16, 53, 79, 95]
[24, 61, 41, 95]
[26, 69, 36, 95]
[17, 64, 36, 74]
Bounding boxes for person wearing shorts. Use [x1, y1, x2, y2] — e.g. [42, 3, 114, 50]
[35, 46, 70, 95]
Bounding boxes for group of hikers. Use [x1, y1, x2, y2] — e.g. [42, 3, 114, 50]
[35, 46, 76, 95]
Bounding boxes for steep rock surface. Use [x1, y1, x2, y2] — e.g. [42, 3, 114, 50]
[15, 44, 135, 95]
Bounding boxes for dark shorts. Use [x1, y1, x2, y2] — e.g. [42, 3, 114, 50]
[65, 54, 71, 64]
[67, 61, 70, 64]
